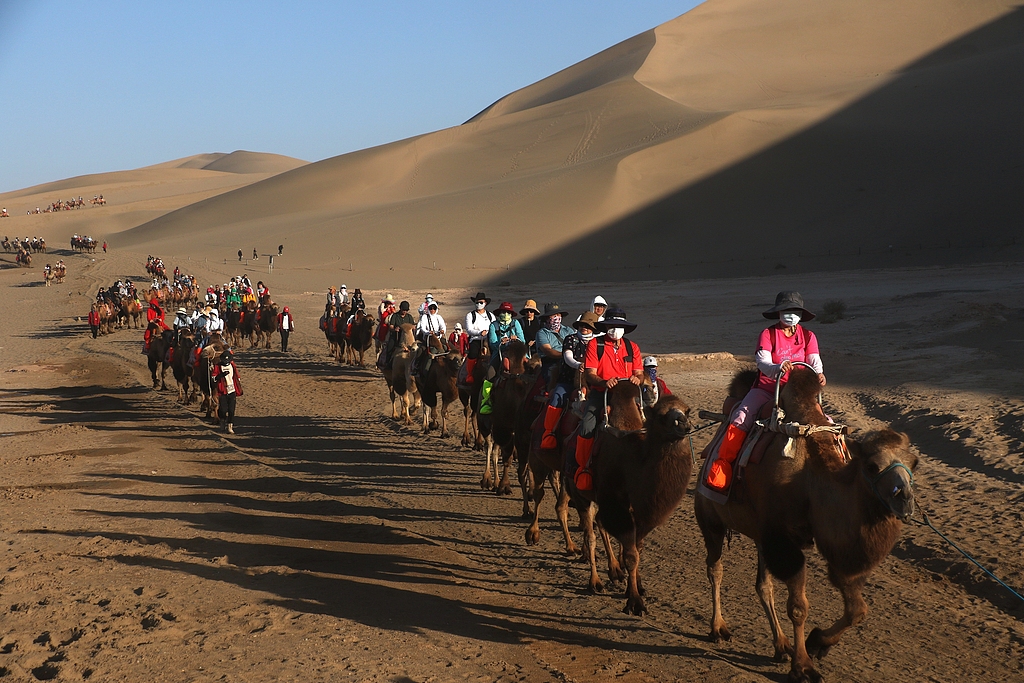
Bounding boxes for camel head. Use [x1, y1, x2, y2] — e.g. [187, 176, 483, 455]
[397, 323, 417, 350]
[646, 394, 692, 440]
[849, 430, 918, 521]
[779, 365, 827, 424]
[501, 339, 529, 375]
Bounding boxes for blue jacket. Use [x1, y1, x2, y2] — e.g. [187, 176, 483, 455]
[487, 318, 525, 353]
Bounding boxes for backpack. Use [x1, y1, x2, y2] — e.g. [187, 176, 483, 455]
[470, 310, 494, 325]
[595, 336, 636, 363]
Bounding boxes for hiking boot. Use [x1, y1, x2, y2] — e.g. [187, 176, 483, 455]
[541, 404, 564, 450]
[573, 435, 595, 491]
[478, 379, 494, 415]
[705, 424, 746, 491]
[226, 423, 234, 435]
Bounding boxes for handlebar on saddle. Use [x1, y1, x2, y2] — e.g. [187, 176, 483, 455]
[699, 410, 728, 423]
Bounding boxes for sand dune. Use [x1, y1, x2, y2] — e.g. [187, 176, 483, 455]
[6, 0, 1020, 291]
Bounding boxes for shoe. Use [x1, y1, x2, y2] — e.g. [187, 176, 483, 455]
[540, 405, 563, 450]
[478, 379, 494, 415]
[226, 423, 234, 435]
[705, 424, 746, 491]
[573, 435, 595, 491]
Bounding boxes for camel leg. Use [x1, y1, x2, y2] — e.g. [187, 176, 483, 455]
[439, 399, 450, 438]
[598, 523, 625, 583]
[755, 546, 792, 661]
[620, 532, 645, 616]
[402, 393, 413, 425]
[481, 438, 495, 490]
[698, 510, 731, 643]
[553, 473, 579, 555]
[517, 450, 532, 518]
[391, 392, 399, 420]
[496, 444, 514, 496]
[461, 401, 472, 447]
[783, 566, 818, 683]
[421, 402, 431, 434]
[525, 460, 546, 545]
[580, 502, 603, 593]
[804, 570, 868, 660]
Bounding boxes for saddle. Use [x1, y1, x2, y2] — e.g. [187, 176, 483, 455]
[696, 397, 776, 505]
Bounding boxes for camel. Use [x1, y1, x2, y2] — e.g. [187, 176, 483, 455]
[170, 330, 196, 404]
[344, 310, 376, 366]
[98, 301, 118, 335]
[119, 298, 142, 329]
[477, 340, 541, 497]
[15, 250, 31, 267]
[413, 337, 463, 438]
[145, 322, 171, 390]
[43, 269, 55, 286]
[695, 367, 918, 683]
[256, 302, 278, 349]
[194, 334, 226, 421]
[381, 324, 421, 424]
[458, 346, 489, 450]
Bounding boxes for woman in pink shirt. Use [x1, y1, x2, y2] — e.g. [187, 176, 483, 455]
[706, 291, 826, 492]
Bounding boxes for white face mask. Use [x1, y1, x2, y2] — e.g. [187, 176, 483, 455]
[476, 302, 486, 310]
[579, 331, 594, 342]
[780, 312, 802, 327]
[606, 327, 625, 340]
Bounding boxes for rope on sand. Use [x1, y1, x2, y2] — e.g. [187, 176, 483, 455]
[911, 505, 1024, 604]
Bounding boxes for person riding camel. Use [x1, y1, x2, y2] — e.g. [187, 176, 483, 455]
[376, 295, 396, 348]
[479, 302, 526, 416]
[413, 301, 446, 377]
[379, 300, 415, 369]
[704, 291, 825, 492]
[335, 285, 349, 310]
[142, 297, 170, 353]
[539, 308, 592, 450]
[256, 281, 269, 301]
[173, 307, 191, 333]
[574, 307, 643, 491]
[418, 293, 435, 316]
[448, 323, 468, 356]
[520, 300, 541, 351]
[643, 356, 673, 400]
[463, 292, 494, 387]
[534, 303, 571, 385]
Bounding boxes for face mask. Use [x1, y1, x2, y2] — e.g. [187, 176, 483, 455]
[579, 331, 594, 343]
[545, 315, 561, 332]
[498, 312, 512, 324]
[780, 312, 802, 327]
[476, 302, 486, 310]
[646, 367, 657, 381]
[606, 327, 625, 340]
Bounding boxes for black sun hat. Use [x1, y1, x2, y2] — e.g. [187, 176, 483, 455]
[470, 291, 491, 304]
[539, 303, 563, 318]
[595, 307, 637, 333]
[219, 349, 233, 365]
[762, 291, 816, 321]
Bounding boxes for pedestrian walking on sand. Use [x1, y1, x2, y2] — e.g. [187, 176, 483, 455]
[278, 306, 294, 352]
[278, 244, 283, 256]
[213, 349, 243, 434]
[88, 304, 101, 338]
[102, 241, 107, 253]
[269, 255, 274, 271]
[237, 249, 243, 262]
[253, 248, 258, 261]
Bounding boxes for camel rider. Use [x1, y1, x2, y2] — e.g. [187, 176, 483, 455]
[574, 308, 643, 491]
[534, 303, 571, 385]
[448, 323, 468, 356]
[173, 307, 191, 338]
[463, 292, 494, 386]
[256, 281, 268, 301]
[539, 310, 597, 450]
[418, 293, 435, 316]
[479, 302, 525, 415]
[520, 300, 541, 351]
[380, 301, 415, 369]
[376, 295, 396, 347]
[143, 298, 170, 353]
[643, 356, 673, 402]
[705, 292, 824, 492]
[335, 285, 349, 310]
[413, 301, 446, 376]
[591, 295, 608, 320]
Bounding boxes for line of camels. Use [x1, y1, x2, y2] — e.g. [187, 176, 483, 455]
[312, 310, 918, 683]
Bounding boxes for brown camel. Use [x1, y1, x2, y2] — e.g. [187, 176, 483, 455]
[195, 334, 226, 421]
[170, 330, 196, 404]
[695, 367, 918, 683]
[478, 340, 540, 497]
[344, 310, 376, 366]
[256, 302, 278, 349]
[381, 324, 421, 424]
[458, 346, 489, 450]
[145, 322, 171, 390]
[413, 337, 463, 438]
[120, 298, 142, 329]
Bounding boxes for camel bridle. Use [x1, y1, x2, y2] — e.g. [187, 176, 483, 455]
[863, 460, 915, 519]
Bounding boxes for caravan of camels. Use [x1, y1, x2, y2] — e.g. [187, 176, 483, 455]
[83, 257, 919, 683]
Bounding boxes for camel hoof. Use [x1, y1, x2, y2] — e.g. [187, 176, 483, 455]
[440, 430, 449, 439]
[710, 625, 732, 643]
[480, 477, 492, 490]
[787, 667, 822, 683]
[589, 579, 604, 594]
[497, 485, 512, 496]
[525, 528, 540, 546]
[805, 628, 832, 660]
[609, 567, 626, 583]
[521, 505, 532, 519]
[623, 596, 647, 617]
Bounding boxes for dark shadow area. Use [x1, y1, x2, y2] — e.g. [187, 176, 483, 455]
[488, 10, 1024, 284]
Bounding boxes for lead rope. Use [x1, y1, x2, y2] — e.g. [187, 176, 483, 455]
[910, 505, 1024, 604]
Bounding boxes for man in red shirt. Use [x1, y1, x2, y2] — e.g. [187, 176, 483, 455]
[574, 308, 644, 491]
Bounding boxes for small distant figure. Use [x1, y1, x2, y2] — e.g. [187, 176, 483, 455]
[253, 248, 258, 261]
[269, 255, 274, 271]
[1, 208, 9, 218]
[238, 249, 243, 262]
[102, 241, 107, 253]
[277, 244, 283, 256]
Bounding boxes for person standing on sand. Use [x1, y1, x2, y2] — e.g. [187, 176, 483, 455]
[102, 241, 107, 253]
[88, 304, 101, 338]
[277, 306, 294, 352]
[238, 249, 243, 262]
[278, 244, 283, 256]
[214, 350, 243, 434]
[253, 248, 258, 261]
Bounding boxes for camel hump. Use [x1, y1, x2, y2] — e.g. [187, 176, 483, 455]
[729, 368, 759, 398]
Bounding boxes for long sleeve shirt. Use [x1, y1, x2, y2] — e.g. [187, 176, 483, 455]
[416, 312, 446, 338]
[464, 310, 495, 340]
[487, 319, 525, 352]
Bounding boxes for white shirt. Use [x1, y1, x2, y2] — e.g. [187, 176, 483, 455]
[416, 312, 446, 338]
[464, 309, 494, 340]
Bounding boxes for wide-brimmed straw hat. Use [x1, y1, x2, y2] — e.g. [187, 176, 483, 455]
[539, 303, 563, 318]
[495, 302, 518, 316]
[470, 291, 491, 304]
[595, 307, 637, 333]
[519, 299, 540, 316]
[573, 311, 601, 331]
[176, 308, 186, 315]
[762, 291, 815, 321]
[383, 294, 395, 303]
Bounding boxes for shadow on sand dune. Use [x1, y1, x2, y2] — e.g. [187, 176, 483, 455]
[489, 9, 1024, 285]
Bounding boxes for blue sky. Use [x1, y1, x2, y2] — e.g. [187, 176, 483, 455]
[0, 1, 702, 192]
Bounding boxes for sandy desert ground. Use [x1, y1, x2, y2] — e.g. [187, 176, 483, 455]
[0, 247, 1021, 682]
[0, 0, 1021, 680]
